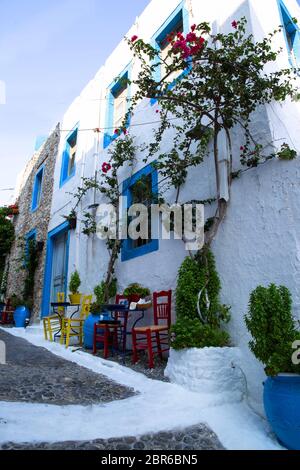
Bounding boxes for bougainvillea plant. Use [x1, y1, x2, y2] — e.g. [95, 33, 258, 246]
[125, 17, 299, 246]
[0, 207, 15, 292]
[123, 17, 299, 348]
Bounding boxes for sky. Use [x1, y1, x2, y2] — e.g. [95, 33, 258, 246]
[1, 0, 300, 206]
[0, 0, 150, 205]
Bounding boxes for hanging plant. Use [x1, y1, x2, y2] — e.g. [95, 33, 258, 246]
[63, 208, 77, 230]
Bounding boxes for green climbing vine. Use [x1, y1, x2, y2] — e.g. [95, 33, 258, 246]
[171, 249, 231, 349]
[0, 207, 15, 295]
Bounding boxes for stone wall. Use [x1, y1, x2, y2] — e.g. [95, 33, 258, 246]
[6, 125, 60, 320]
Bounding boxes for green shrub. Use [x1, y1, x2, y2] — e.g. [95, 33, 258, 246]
[90, 279, 117, 314]
[172, 249, 230, 350]
[123, 283, 150, 298]
[245, 284, 300, 376]
[171, 317, 230, 350]
[69, 270, 81, 294]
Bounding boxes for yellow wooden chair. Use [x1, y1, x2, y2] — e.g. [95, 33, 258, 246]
[60, 295, 92, 348]
[43, 292, 65, 341]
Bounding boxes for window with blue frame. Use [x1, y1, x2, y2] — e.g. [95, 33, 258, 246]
[60, 127, 78, 187]
[103, 68, 131, 149]
[31, 165, 44, 211]
[25, 229, 36, 265]
[122, 163, 159, 262]
[278, 0, 300, 67]
[151, 2, 190, 87]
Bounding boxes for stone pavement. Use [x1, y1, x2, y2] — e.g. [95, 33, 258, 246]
[0, 329, 224, 450]
[0, 329, 134, 405]
[0, 425, 224, 450]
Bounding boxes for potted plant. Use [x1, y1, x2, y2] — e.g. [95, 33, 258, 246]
[68, 270, 82, 305]
[63, 209, 77, 230]
[123, 283, 151, 304]
[245, 284, 300, 450]
[11, 295, 32, 327]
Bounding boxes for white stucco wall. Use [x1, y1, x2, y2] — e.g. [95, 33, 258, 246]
[47, 0, 300, 410]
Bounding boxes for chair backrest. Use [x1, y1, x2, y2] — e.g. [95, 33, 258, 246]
[115, 294, 129, 325]
[80, 295, 93, 319]
[57, 292, 65, 314]
[153, 290, 172, 329]
[116, 294, 128, 304]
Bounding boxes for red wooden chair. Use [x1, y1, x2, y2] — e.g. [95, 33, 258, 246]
[132, 290, 172, 369]
[0, 299, 14, 325]
[93, 294, 128, 358]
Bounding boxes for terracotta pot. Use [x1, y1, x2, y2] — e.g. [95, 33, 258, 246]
[127, 294, 141, 304]
[68, 218, 77, 230]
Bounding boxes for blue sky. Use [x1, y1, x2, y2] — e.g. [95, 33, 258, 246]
[0, 0, 300, 205]
[0, 0, 150, 204]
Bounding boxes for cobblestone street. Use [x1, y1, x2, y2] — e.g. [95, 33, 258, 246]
[0, 329, 224, 450]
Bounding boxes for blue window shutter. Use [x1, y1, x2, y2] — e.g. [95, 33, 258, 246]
[60, 148, 69, 187]
[278, 0, 300, 67]
[150, 2, 190, 105]
[121, 163, 159, 262]
[59, 126, 78, 187]
[31, 166, 44, 212]
[103, 65, 132, 149]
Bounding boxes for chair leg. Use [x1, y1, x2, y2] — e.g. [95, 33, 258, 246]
[113, 328, 118, 354]
[156, 332, 163, 360]
[93, 325, 97, 355]
[78, 324, 82, 346]
[48, 319, 53, 342]
[104, 327, 109, 359]
[147, 330, 154, 369]
[132, 329, 138, 364]
[65, 321, 71, 348]
[43, 319, 48, 341]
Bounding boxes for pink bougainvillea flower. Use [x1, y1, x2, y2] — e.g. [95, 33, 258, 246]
[122, 128, 128, 135]
[186, 32, 197, 42]
[191, 24, 197, 32]
[156, 109, 160, 114]
[240, 146, 245, 151]
[114, 128, 120, 135]
[131, 35, 138, 42]
[232, 20, 238, 29]
[182, 47, 192, 59]
[102, 162, 112, 173]
[191, 44, 202, 55]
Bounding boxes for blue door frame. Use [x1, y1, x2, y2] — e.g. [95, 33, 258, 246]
[41, 221, 70, 318]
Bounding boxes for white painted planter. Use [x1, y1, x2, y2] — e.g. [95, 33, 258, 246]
[165, 347, 246, 405]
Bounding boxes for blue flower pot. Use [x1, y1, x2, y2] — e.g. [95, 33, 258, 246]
[264, 375, 300, 450]
[83, 313, 101, 349]
[13, 306, 30, 328]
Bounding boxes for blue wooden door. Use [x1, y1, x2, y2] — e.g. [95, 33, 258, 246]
[51, 231, 68, 302]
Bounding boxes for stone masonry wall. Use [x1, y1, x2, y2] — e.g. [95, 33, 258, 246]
[6, 125, 60, 320]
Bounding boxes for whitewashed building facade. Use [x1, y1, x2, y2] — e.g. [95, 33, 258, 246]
[39, 0, 300, 410]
